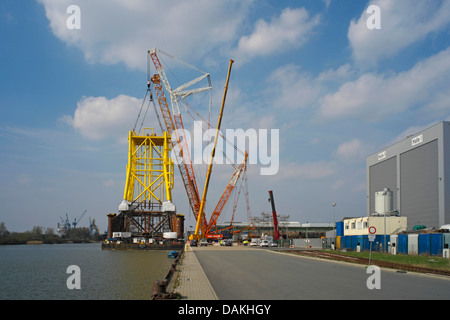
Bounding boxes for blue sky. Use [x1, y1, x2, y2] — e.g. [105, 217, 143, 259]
[1, 0, 450, 233]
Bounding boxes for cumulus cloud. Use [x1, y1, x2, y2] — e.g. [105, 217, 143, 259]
[63, 94, 144, 143]
[319, 46, 450, 121]
[234, 7, 320, 62]
[37, 0, 253, 69]
[348, 0, 450, 65]
[267, 63, 353, 111]
[270, 65, 322, 110]
[335, 138, 371, 162]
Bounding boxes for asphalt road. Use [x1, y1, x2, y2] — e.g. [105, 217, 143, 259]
[194, 247, 450, 300]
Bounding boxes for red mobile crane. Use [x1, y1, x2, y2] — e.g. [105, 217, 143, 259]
[268, 190, 280, 240]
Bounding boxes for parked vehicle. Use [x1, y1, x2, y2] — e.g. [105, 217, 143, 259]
[270, 242, 277, 247]
[200, 239, 208, 246]
[222, 239, 232, 246]
[260, 240, 269, 247]
[190, 239, 198, 247]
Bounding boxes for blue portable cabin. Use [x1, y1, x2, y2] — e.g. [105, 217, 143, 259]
[419, 234, 443, 256]
[336, 222, 344, 237]
[397, 234, 408, 254]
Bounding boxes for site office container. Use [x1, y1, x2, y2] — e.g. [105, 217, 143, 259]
[336, 236, 341, 249]
[332, 233, 444, 255]
[398, 234, 408, 254]
[430, 234, 443, 256]
[419, 234, 431, 255]
[408, 234, 419, 255]
[356, 235, 363, 250]
[390, 234, 398, 253]
[336, 222, 344, 237]
[444, 234, 450, 250]
[340, 236, 352, 250]
[418, 234, 443, 256]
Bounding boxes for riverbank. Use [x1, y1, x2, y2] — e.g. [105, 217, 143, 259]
[0, 239, 100, 245]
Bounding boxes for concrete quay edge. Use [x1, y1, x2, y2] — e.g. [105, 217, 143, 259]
[174, 245, 218, 300]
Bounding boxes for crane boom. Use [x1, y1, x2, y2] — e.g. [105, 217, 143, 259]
[149, 50, 240, 240]
[149, 50, 207, 231]
[268, 191, 280, 240]
[193, 59, 234, 239]
[205, 152, 248, 236]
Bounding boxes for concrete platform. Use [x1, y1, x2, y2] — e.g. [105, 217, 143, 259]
[175, 245, 218, 300]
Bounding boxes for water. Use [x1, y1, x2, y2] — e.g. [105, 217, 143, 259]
[0, 243, 175, 300]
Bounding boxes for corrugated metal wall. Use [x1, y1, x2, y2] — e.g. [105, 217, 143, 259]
[369, 156, 397, 215]
[400, 140, 439, 229]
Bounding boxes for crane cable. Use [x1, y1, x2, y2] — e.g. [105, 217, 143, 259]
[132, 90, 149, 133]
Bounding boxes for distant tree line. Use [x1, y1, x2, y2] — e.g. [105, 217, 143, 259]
[0, 222, 103, 245]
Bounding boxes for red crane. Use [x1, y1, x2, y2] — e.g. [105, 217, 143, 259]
[268, 190, 280, 240]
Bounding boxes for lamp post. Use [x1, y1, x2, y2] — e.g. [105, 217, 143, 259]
[332, 203, 336, 250]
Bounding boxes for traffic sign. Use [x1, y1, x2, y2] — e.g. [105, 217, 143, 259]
[368, 234, 376, 242]
[368, 226, 376, 234]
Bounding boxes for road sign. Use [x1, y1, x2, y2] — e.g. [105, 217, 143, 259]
[368, 234, 376, 242]
[368, 226, 376, 234]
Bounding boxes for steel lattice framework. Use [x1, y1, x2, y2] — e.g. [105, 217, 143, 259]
[114, 129, 178, 237]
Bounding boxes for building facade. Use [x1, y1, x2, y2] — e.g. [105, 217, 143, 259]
[343, 216, 407, 236]
[366, 121, 450, 230]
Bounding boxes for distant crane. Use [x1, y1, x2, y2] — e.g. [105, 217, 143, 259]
[72, 210, 87, 229]
[268, 190, 280, 240]
[60, 214, 71, 230]
[59, 215, 71, 233]
[89, 217, 99, 236]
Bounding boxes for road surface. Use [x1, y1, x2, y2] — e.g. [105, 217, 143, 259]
[194, 246, 450, 300]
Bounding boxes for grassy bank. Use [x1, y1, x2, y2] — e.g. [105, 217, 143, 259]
[325, 250, 450, 271]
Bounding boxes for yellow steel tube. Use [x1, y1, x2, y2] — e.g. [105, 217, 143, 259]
[163, 131, 172, 202]
[193, 59, 234, 238]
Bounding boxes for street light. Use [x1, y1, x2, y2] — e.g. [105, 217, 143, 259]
[332, 203, 336, 250]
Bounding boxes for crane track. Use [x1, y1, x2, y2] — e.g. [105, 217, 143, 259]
[288, 250, 450, 277]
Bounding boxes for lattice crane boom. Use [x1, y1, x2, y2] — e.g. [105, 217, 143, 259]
[149, 49, 242, 239]
[205, 152, 248, 237]
[149, 49, 208, 232]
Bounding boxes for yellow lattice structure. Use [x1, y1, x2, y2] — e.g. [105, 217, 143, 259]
[119, 128, 174, 212]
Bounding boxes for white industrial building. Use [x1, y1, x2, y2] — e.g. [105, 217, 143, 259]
[342, 216, 407, 236]
[366, 121, 450, 230]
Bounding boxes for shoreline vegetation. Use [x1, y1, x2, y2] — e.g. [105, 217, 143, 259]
[0, 222, 103, 245]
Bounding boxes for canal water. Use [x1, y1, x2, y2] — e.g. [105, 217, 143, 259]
[0, 243, 174, 300]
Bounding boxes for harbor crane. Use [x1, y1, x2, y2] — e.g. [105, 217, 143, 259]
[72, 210, 87, 229]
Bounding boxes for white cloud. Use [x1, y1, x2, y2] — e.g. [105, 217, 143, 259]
[348, 0, 450, 65]
[38, 0, 254, 69]
[270, 64, 322, 110]
[234, 7, 320, 62]
[335, 138, 369, 162]
[63, 94, 144, 143]
[267, 63, 354, 112]
[319, 46, 450, 121]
